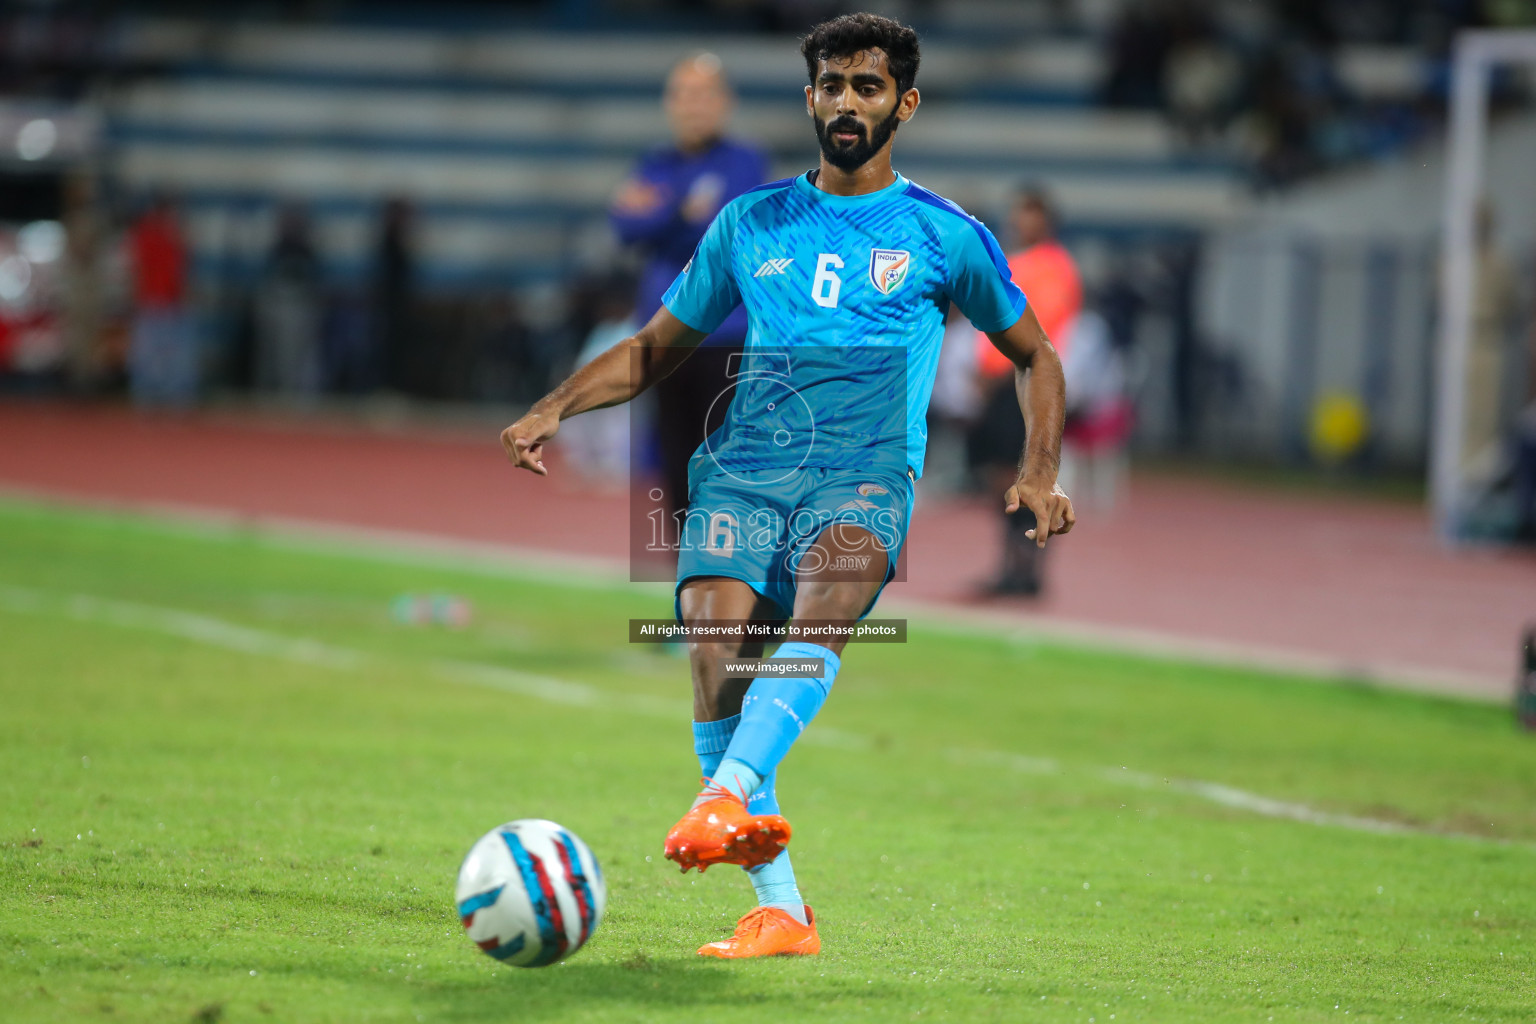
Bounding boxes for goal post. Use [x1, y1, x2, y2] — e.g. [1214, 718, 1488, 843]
[1433, 29, 1536, 540]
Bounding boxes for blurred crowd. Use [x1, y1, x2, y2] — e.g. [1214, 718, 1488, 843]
[1102, 0, 1536, 187]
[1, 0, 1535, 549]
[0, 183, 582, 408]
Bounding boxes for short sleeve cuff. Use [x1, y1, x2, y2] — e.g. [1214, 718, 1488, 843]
[660, 298, 724, 336]
[971, 291, 1029, 335]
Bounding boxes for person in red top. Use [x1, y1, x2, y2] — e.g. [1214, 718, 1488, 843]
[130, 199, 185, 308]
[126, 193, 196, 405]
[968, 186, 1082, 595]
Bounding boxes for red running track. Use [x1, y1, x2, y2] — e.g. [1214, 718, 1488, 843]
[3, 400, 1531, 699]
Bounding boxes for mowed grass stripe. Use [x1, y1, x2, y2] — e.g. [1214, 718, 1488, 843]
[3, 487, 1492, 702]
[1, 496, 1533, 839]
[1, 499, 1533, 1022]
[2, 579, 1520, 849]
[1, 495, 1533, 838]
[2, 588, 1531, 1023]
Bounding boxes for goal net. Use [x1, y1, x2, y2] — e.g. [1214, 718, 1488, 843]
[1434, 29, 1536, 540]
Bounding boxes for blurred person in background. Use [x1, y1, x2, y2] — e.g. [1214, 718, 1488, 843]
[1058, 307, 1134, 513]
[1100, 0, 1174, 110]
[374, 196, 416, 394]
[323, 288, 378, 395]
[611, 52, 767, 523]
[470, 291, 535, 404]
[126, 192, 196, 407]
[970, 185, 1081, 595]
[1161, 5, 1241, 148]
[255, 202, 324, 397]
[60, 172, 108, 393]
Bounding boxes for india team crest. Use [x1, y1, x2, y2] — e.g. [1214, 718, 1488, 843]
[868, 249, 911, 295]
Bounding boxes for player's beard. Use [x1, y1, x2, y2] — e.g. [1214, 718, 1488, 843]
[814, 106, 901, 172]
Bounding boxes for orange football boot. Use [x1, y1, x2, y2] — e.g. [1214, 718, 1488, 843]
[698, 905, 820, 958]
[662, 782, 791, 873]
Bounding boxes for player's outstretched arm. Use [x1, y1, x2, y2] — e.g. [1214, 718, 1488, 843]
[984, 306, 1077, 546]
[500, 308, 707, 475]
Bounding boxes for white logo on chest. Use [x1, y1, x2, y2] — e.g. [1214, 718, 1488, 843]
[753, 258, 795, 277]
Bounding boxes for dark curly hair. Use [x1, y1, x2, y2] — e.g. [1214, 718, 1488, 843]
[800, 12, 921, 96]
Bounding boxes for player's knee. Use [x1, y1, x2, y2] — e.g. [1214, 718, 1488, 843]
[792, 578, 878, 623]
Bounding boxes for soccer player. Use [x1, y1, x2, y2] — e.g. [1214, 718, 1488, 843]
[501, 12, 1075, 958]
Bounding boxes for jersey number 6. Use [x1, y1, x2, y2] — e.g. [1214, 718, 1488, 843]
[812, 253, 843, 309]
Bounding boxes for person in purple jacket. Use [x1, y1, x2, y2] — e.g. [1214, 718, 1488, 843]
[610, 53, 769, 523]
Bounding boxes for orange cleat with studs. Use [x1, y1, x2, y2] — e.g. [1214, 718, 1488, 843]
[662, 783, 791, 874]
[697, 905, 820, 958]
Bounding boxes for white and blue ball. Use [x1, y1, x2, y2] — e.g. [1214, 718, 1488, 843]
[455, 819, 606, 967]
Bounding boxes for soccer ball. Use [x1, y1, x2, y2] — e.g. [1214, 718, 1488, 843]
[455, 819, 606, 967]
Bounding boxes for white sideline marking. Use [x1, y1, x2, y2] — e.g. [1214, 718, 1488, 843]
[1110, 768, 1419, 835]
[878, 597, 1510, 703]
[0, 584, 687, 718]
[952, 749, 1422, 836]
[0, 582, 1519, 848]
[70, 593, 366, 671]
[1, 585, 365, 669]
[436, 658, 688, 719]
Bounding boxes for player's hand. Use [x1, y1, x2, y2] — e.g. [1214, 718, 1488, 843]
[1004, 476, 1076, 548]
[500, 411, 560, 476]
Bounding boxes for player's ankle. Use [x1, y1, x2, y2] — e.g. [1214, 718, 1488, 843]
[694, 758, 761, 808]
[764, 901, 808, 925]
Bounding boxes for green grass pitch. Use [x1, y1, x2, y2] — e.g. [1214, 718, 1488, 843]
[1, 498, 1532, 1022]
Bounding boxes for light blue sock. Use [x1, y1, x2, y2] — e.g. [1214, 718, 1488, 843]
[745, 770, 807, 925]
[707, 757, 762, 806]
[720, 641, 841, 780]
[692, 718, 806, 925]
[693, 717, 760, 807]
[692, 715, 739, 781]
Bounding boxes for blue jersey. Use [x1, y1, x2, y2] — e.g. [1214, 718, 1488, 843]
[661, 170, 1027, 480]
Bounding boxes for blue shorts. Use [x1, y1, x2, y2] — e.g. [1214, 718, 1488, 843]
[674, 463, 915, 621]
